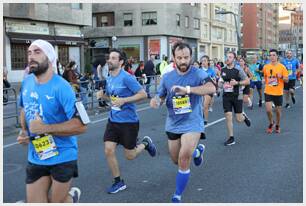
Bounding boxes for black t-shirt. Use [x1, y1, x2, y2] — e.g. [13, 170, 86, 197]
[221, 66, 247, 96]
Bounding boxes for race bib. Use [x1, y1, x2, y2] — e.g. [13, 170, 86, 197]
[268, 77, 278, 86]
[32, 135, 58, 160]
[252, 76, 257, 81]
[223, 82, 234, 92]
[110, 95, 121, 111]
[288, 69, 293, 76]
[172, 95, 192, 115]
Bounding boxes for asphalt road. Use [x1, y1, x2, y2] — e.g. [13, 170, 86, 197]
[3, 86, 303, 203]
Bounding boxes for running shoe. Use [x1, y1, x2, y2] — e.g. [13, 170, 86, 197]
[224, 137, 235, 146]
[285, 104, 290, 109]
[193, 144, 205, 166]
[69, 187, 81, 203]
[266, 123, 274, 134]
[107, 180, 127, 194]
[204, 120, 208, 125]
[275, 125, 281, 133]
[171, 194, 181, 203]
[259, 99, 262, 107]
[242, 112, 251, 127]
[291, 95, 296, 104]
[142, 136, 157, 157]
[208, 107, 213, 112]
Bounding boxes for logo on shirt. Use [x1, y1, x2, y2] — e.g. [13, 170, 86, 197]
[30, 92, 39, 100]
[45, 95, 54, 100]
[22, 89, 28, 96]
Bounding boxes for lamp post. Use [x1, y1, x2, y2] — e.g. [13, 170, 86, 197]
[215, 10, 241, 55]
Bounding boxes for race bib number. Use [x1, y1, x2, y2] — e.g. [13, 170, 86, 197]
[223, 82, 234, 92]
[288, 69, 293, 76]
[268, 77, 278, 86]
[172, 95, 192, 115]
[32, 135, 58, 160]
[110, 95, 121, 111]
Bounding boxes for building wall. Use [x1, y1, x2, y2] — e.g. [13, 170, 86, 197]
[241, 3, 279, 52]
[3, 3, 92, 83]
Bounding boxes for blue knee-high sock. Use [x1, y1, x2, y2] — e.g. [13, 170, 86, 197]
[175, 169, 191, 196]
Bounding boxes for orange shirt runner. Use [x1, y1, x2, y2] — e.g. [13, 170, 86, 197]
[263, 63, 288, 96]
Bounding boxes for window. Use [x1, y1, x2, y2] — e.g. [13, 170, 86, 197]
[95, 12, 115, 27]
[185, 16, 189, 28]
[92, 16, 97, 27]
[71, 3, 82, 10]
[142, 12, 157, 25]
[11, 44, 28, 71]
[203, 24, 208, 39]
[203, 4, 208, 18]
[124, 13, 133, 26]
[58, 46, 69, 67]
[193, 18, 200, 29]
[176, 14, 180, 26]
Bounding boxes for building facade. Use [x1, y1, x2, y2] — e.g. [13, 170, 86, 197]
[198, 3, 239, 61]
[241, 3, 279, 57]
[3, 3, 92, 83]
[83, 3, 202, 64]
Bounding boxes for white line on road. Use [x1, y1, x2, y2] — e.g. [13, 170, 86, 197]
[206, 117, 226, 127]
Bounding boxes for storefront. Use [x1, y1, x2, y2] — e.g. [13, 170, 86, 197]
[4, 19, 84, 82]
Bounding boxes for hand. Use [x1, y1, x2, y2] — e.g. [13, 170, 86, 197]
[29, 113, 47, 135]
[17, 130, 29, 145]
[96, 90, 104, 99]
[171, 85, 187, 95]
[150, 97, 160, 109]
[230, 79, 238, 86]
[276, 73, 283, 79]
[112, 98, 126, 107]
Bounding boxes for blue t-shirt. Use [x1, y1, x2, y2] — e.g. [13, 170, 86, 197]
[106, 69, 143, 123]
[20, 74, 78, 165]
[281, 58, 300, 80]
[249, 63, 262, 81]
[202, 67, 216, 78]
[158, 67, 210, 134]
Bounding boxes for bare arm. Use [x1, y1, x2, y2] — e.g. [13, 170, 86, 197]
[112, 89, 147, 107]
[171, 81, 216, 96]
[29, 116, 87, 137]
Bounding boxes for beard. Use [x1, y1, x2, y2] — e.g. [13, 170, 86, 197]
[176, 62, 191, 73]
[108, 62, 119, 71]
[29, 58, 49, 76]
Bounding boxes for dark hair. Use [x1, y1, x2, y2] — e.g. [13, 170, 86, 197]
[109, 48, 127, 64]
[200, 55, 210, 66]
[164, 56, 168, 61]
[171, 41, 192, 57]
[67, 61, 76, 69]
[269, 49, 278, 55]
[227, 51, 237, 59]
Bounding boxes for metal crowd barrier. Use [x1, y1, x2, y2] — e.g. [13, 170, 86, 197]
[74, 74, 161, 110]
[3, 88, 19, 127]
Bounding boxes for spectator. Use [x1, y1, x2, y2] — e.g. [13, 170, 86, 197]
[144, 54, 156, 98]
[62, 61, 80, 95]
[3, 67, 10, 104]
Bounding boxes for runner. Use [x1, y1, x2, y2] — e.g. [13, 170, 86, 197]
[200, 55, 217, 125]
[96, 48, 157, 194]
[249, 55, 263, 107]
[239, 57, 254, 109]
[281, 50, 300, 108]
[17, 39, 87, 203]
[218, 51, 251, 146]
[263, 49, 288, 133]
[150, 41, 216, 203]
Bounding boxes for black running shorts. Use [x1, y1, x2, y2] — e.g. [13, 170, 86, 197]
[264, 94, 283, 107]
[243, 85, 250, 95]
[26, 160, 78, 184]
[166, 132, 206, 140]
[104, 119, 139, 150]
[222, 95, 243, 113]
[284, 79, 296, 90]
